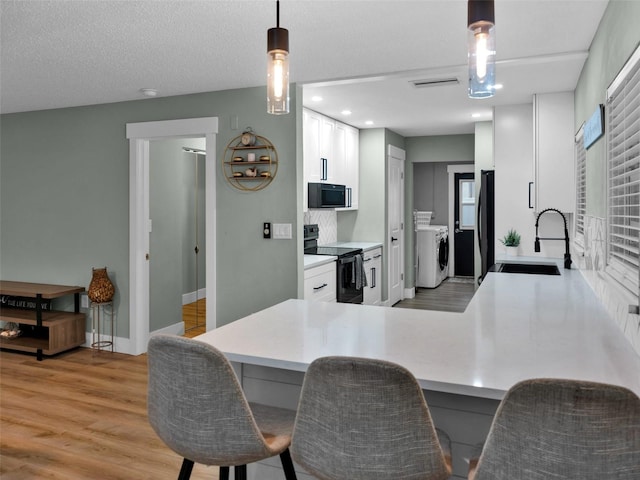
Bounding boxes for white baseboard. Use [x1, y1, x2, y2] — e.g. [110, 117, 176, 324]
[182, 288, 206, 305]
[83, 320, 184, 355]
[404, 287, 416, 299]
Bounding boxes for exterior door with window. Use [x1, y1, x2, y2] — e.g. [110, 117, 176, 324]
[454, 173, 475, 276]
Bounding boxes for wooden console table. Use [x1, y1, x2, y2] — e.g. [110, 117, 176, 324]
[0, 281, 86, 360]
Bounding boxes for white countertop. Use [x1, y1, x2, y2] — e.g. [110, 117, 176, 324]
[303, 254, 337, 270]
[197, 258, 640, 400]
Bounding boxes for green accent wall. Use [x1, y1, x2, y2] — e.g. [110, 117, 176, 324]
[337, 128, 405, 302]
[1, 86, 301, 338]
[575, 1, 640, 218]
[405, 134, 475, 163]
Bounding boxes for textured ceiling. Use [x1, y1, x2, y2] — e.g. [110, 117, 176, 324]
[1, 0, 610, 136]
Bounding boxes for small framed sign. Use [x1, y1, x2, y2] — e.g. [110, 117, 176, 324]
[584, 104, 605, 149]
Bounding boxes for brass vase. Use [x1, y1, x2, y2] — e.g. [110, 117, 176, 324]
[88, 267, 115, 303]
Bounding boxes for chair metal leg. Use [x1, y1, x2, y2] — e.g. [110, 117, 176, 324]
[234, 465, 247, 480]
[177, 458, 194, 480]
[219, 466, 230, 480]
[280, 449, 298, 480]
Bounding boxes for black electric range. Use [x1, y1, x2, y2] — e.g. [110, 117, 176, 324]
[303, 224, 364, 304]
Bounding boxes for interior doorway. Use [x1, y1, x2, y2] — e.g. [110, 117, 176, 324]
[126, 117, 218, 356]
[148, 139, 206, 338]
[181, 147, 206, 336]
[387, 145, 405, 306]
[453, 172, 475, 277]
[447, 164, 475, 278]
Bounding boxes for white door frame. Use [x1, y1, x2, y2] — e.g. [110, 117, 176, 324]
[387, 145, 405, 306]
[447, 164, 474, 278]
[126, 117, 218, 355]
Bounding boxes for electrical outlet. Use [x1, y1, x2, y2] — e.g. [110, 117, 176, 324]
[263, 222, 271, 239]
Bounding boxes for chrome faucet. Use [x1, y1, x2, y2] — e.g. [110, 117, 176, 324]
[534, 208, 572, 269]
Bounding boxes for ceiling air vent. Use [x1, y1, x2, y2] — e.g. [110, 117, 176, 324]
[411, 77, 459, 88]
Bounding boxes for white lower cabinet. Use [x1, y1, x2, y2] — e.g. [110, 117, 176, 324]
[303, 262, 337, 302]
[363, 247, 382, 306]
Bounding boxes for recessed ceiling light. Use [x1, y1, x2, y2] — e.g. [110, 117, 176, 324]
[341, 110, 352, 116]
[140, 88, 158, 97]
[365, 120, 374, 126]
[471, 113, 482, 118]
[311, 95, 323, 102]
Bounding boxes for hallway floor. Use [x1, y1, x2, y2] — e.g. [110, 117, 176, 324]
[394, 277, 477, 313]
[182, 298, 206, 338]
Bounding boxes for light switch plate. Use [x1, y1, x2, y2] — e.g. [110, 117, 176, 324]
[273, 223, 292, 239]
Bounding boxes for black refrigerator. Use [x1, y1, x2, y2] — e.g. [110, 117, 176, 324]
[477, 170, 495, 284]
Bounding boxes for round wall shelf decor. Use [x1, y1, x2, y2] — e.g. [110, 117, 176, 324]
[222, 133, 278, 191]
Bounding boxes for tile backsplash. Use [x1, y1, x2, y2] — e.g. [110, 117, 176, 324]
[304, 210, 337, 245]
[578, 215, 640, 356]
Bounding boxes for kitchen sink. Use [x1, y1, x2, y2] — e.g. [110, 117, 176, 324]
[491, 262, 561, 275]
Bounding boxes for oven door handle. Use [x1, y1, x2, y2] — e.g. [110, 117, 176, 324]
[339, 256, 356, 265]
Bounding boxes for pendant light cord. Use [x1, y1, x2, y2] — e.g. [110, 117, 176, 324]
[276, 0, 280, 28]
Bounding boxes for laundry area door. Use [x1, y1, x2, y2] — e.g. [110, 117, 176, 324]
[149, 138, 206, 334]
[454, 172, 475, 277]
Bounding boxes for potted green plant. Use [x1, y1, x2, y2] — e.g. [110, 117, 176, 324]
[500, 229, 521, 255]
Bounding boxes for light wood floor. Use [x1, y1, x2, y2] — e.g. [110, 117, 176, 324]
[1, 287, 474, 478]
[0, 347, 221, 480]
[183, 298, 206, 338]
[394, 277, 477, 313]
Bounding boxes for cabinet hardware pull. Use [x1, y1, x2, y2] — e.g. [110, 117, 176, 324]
[529, 181, 534, 209]
[313, 283, 328, 291]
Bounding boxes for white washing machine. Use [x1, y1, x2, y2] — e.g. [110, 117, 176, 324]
[416, 225, 449, 288]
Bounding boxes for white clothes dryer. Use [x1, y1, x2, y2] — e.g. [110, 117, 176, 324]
[416, 225, 449, 288]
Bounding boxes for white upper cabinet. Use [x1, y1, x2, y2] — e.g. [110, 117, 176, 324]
[532, 92, 575, 213]
[342, 123, 359, 210]
[303, 109, 324, 185]
[303, 108, 359, 211]
[333, 121, 359, 210]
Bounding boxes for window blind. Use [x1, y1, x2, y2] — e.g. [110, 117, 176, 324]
[607, 44, 640, 293]
[575, 126, 586, 246]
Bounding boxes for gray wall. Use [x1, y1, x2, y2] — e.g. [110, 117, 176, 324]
[406, 134, 475, 163]
[413, 162, 458, 226]
[575, 0, 640, 218]
[0, 85, 300, 338]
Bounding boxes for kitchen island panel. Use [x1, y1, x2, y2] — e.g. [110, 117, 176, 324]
[235, 362, 496, 479]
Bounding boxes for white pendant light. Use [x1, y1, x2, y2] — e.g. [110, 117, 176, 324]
[468, 0, 496, 99]
[267, 0, 290, 114]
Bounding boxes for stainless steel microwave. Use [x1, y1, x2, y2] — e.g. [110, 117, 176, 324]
[308, 182, 346, 208]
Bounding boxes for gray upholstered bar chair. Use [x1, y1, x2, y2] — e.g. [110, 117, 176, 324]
[468, 378, 640, 480]
[290, 356, 452, 480]
[147, 334, 298, 480]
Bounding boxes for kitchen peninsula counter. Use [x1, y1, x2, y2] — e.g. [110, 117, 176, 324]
[198, 262, 640, 399]
[195, 260, 640, 478]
